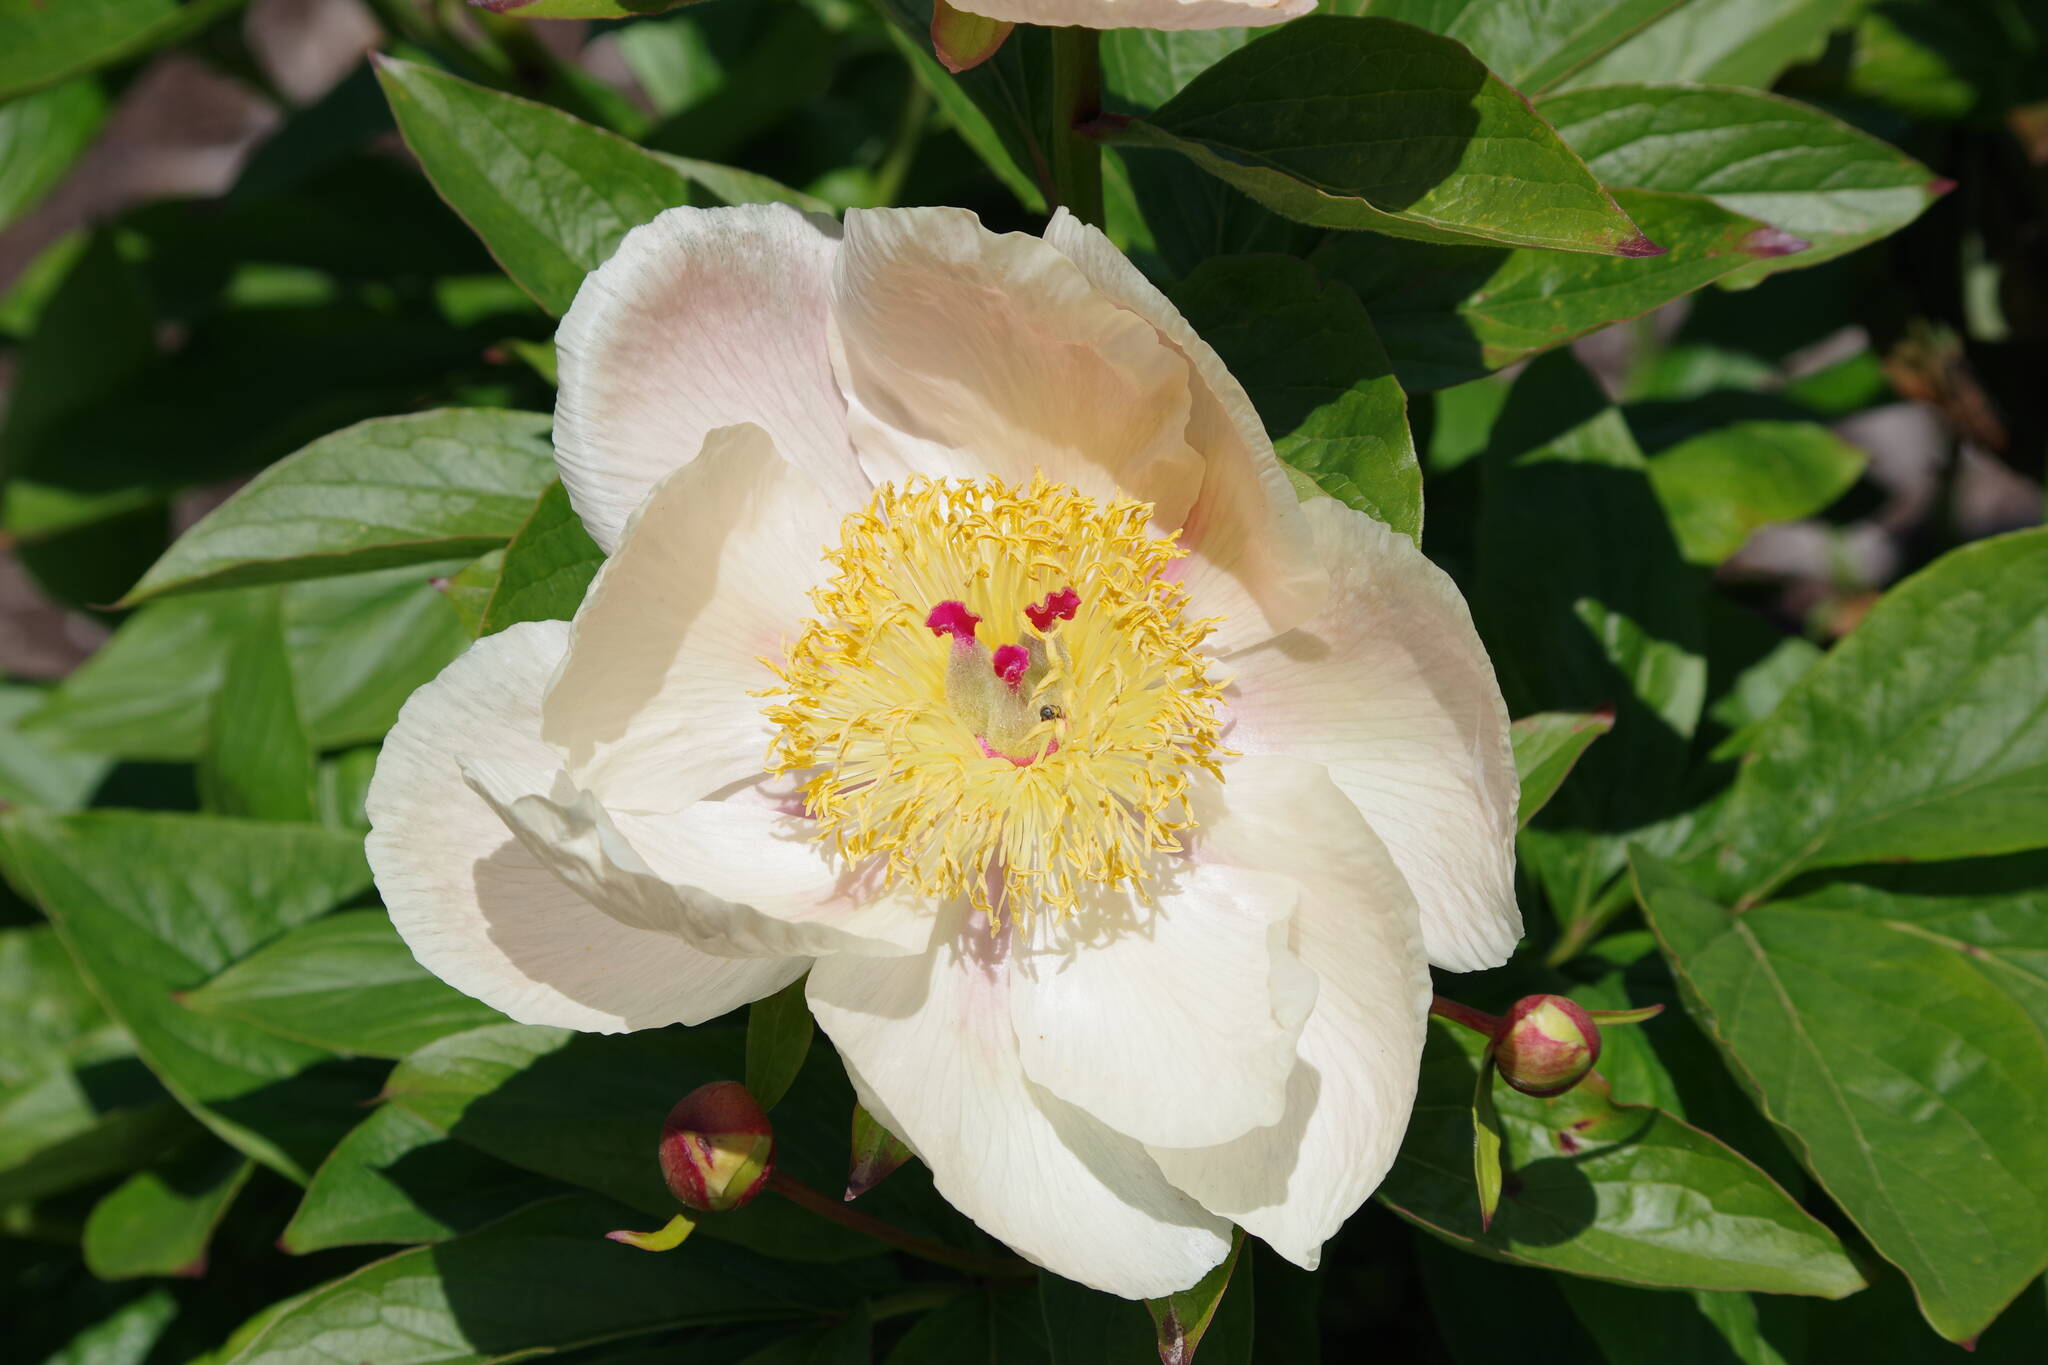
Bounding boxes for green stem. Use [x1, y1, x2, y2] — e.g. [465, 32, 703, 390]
[1048, 27, 1103, 226]
[1429, 994, 1502, 1039]
[767, 1171, 1034, 1279]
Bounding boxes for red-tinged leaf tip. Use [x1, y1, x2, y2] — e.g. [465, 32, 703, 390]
[172, 1254, 208, 1279]
[930, 1, 1012, 73]
[1615, 234, 1667, 258]
[1744, 227, 1812, 259]
[606, 1213, 697, 1251]
[1929, 176, 1958, 198]
[1591, 703, 1617, 723]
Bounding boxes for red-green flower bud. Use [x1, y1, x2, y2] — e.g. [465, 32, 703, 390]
[1493, 995, 1601, 1097]
[659, 1081, 774, 1213]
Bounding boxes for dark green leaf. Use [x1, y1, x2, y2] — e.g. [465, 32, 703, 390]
[224, 1195, 849, 1365]
[1100, 30, 1252, 112]
[474, 0, 697, 15]
[1560, 0, 1860, 90]
[0, 0, 245, 99]
[1168, 254, 1421, 539]
[125, 410, 558, 602]
[198, 593, 318, 823]
[1635, 849, 2048, 1343]
[1471, 1047, 1505, 1231]
[1365, 0, 1689, 93]
[0, 79, 106, 230]
[874, 0, 1049, 213]
[1510, 711, 1616, 830]
[26, 563, 470, 760]
[1542, 84, 1942, 284]
[283, 1102, 561, 1253]
[1039, 1272, 1156, 1363]
[375, 56, 824, 316]
[0, 809, 382, 1181]
[1709, 529, 2048, 899]
[178, 910, 505, 1059]
[0, 684, 109, 811]
[1379, 1018, 1864, 1296]
[885, 1285, 1050, 1364]
[82, 1142, 253, 1280]
[745, 976, 813, 1111]
[1551, 1275, 1805, 1365]
[475, 480, 605, 634]
[1315, 188, 1789, 390]
[1113, 17, 1652, 254]
[1146, 1229, 1246, 1365]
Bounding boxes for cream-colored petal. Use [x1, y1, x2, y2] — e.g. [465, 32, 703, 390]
[831, 206, 1202, 534]
[365, 621, 802, 1033]
[542, 423, 842, 814]
[1222, 499, 1521, 972]
[462, 759, 932, 961]
[553, 203, 867, 552]
[808, 908, 1233, 1299]
[1040, 209, 1323, 652]
[1008, 859, 1315, 1149]
[947, 0, 1310, 31]
[1148, 755, 1431, 1267]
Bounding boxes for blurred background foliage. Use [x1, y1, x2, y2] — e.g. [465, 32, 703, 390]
[0, 1, 2044, 1362]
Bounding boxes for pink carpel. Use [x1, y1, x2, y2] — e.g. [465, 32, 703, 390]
[977, 735, 1058, 767]
[1025, 587, 1080, 632]
[991, 644, 1029, 688]
[926, 600, 981, 641]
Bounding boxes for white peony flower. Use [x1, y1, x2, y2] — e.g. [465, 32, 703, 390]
[365, 203, 1520, 1299]
[940, 0, 1312, 33]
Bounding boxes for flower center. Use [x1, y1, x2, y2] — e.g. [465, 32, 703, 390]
[762, 475, 1224, 920]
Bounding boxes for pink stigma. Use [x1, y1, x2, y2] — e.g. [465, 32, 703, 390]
[1025, 587, 1080, 632]
[926, 601, 981, 641]
[991, 644, 1029, 688]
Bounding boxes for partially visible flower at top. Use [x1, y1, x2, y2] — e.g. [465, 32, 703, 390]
[942, 0, 1312, 36]
[365, 201, 1521, 1299]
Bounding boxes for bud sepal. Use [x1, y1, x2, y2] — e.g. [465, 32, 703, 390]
[659, 1081, 775, 1214]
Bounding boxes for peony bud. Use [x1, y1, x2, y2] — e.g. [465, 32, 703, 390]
[659, 1081, 775, 1213]
[1493, 995, 1601, 1097]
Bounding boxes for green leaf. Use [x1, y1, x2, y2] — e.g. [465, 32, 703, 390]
[1379, 1017, 1864, 1296]
[1110, 17, 1653, 254]
[1471, 1047, 1505, 1230]
[1146, 1229, 1247, 1365]
[875, 1, 1049, 213]
[1551, 1276, 1803, 1365]
[0, 924, 199, 1204]
[82, 1142, 253, 1280]
[1709, 529, 2048, 899]
[0, 79, 106, 230]
[846, 1103, 913, 1201]
[1100, 30, 1253, 112]
[1167, 254, 1421, 539]
[0, 684, 109, 811]
[1315, 187, 1790, 390]
[474, 480, 606, 634]
[178, 910, 506, 1059]
[885, 1285, 1050, 1364]
[199, 593, 318, 823]
[124, 410, 558, 602]
[1634, 849, 2048, 1342]
[1541, 84, 1943, 283]
[25, 563, 470, 760]
[375, 56, 824, 317]
[1559, 0, 1860, 90]
[1038, 1272, 1155, 1362]
[745, 976, 813, 1112]
[0, 810, 383, 1181]
[1363, 0, 1691, 93]
[283, 1102, 561, 1253]
[473, 0, 698, 15]
[1644, 419, 1865, 565]
[0, 0, 245, 99]
[224, 1195, 849, 1365]
[1510, 711, 1616, 830]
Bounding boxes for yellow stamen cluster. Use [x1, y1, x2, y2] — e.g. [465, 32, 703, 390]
[761, 475, 1224, 921]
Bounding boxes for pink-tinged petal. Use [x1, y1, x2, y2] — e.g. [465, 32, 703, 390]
[808, 907, 1233, 1298]
[1040, 209, 1324, 652]
[542, 422, 842, 814]
[365, 621, 802, 1033]
[1149, 755, 1431, 1267]
[830, 206, 1203, 534]
[1009, 857, 1315, 1148]
[1222, 500, 1521, 972]
[461, 759, 933, 961]
[945, 0, 1311, 31]
[554, 203, 867, 552]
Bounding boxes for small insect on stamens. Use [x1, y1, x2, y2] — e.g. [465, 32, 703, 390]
[1039, 705, 1064, 722]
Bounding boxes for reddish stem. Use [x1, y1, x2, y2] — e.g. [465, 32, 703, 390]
[1430, 994, 1503, 1039]
[766, 1171, 1032, 1278]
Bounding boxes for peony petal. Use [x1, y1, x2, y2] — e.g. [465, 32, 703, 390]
[1222, 499, 1521, 972]
[1149, 755, 1432, 1268]
[1008, 859, 1315, 1148]
[542, 423, 844, 814]
[365, 621, 802, 1033]
[831, 206, 1203, 533]
[461, 758, 933, 961]
[1041, 209, 1324, 652]
[808, 907, 1233, 1298]
[946, 0, 1311, 32]
[553, 202, 867, 552]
